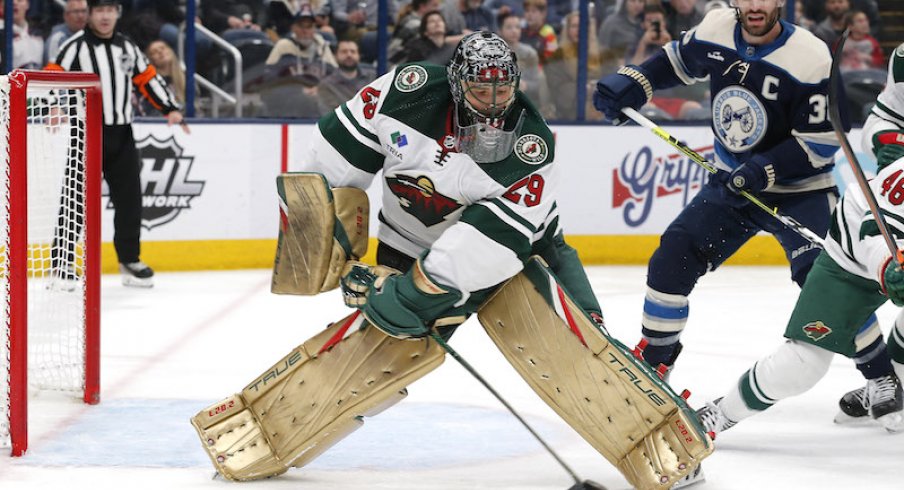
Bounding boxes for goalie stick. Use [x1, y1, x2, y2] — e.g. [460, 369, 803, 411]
[428, 332, 608, 490]
[621, 107, 826, 248]
[828, 30, 904, 266]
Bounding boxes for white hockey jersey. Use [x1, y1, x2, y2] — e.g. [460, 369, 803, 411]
[301, 63, 562, 299]
[826, 156, 904, 283]
[862, 42, 904, 155]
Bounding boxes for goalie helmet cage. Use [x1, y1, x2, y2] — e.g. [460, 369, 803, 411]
[0, 70, 102, 457]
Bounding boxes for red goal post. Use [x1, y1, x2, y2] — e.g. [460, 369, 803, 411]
[1, 70, 102, 456]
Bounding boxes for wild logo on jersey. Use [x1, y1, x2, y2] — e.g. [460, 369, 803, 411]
[386, 174, 462, 226]
[612, 145, 712, 226]
[803, 321, 832, 341]
[128, 134, 205, 230]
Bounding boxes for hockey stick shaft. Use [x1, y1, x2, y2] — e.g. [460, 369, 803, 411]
[828, 30, 904, 265]
[621, 107, 826, 247]
[428, 331, 584, 485]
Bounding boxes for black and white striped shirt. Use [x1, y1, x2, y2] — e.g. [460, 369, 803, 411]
[49, 29, 181, 126]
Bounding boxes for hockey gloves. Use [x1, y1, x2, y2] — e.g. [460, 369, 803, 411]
[882, 255, 904, 307]
[362, 259, 462, 340]
[593, 66, 652, 124]
[339, 261, 399, 308]
[874, 131, 904, 170]
[725, 154, 776, 196]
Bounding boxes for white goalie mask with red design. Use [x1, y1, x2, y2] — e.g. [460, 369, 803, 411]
[447, 31, 524, 163]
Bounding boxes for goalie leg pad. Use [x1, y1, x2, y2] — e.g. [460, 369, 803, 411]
[272, 172, 369, 295]
[477, 258, 713, 490]
[190, 312, 445, 481]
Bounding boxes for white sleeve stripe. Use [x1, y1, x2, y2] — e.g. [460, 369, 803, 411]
[478, 201, 535, 240]
[335, 107, 383, 153]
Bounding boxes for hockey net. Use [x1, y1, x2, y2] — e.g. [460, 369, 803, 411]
[0, 71, 102, 456]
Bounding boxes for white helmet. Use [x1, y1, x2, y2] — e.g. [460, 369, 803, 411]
[447, 32, 523, 163]
[447, 31, 521, 123]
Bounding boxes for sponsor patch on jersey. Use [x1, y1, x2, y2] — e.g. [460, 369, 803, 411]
[802, 321, 832, 341]
[712, 85, 768, 153]
[395, 65, 428, 92]
[514, 134, 548, 164]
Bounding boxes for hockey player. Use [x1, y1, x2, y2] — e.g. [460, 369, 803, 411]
[695, 120, 904, 437]
[312, 30, 601, 338]
[591, 0, 890, 390]
[191, 32, 712, 489]
[829, 41, 904, 424]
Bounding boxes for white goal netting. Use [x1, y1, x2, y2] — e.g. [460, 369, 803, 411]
[0, 74, 98, 455]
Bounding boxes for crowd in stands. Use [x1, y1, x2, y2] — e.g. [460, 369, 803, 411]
[0, 0, 894, 121]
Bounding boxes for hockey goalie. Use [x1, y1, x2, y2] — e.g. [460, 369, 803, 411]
[190, 32, 712, 490]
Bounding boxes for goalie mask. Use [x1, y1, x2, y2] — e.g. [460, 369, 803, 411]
[447, 31, 523, 163]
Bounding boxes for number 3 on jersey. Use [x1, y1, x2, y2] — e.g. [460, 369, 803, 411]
[881, 169, 904, 205]
[503, 175, 544, 207]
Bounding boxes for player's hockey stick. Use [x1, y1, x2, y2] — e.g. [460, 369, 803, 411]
[428, 331, 607, 490]
[621, 107, 826, 247]
[828, 30, 904, 265]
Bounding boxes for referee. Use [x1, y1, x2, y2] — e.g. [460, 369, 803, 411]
[47, 0, 189, 287]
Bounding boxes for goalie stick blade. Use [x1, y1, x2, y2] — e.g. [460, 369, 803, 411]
[568, 480, 609, 490]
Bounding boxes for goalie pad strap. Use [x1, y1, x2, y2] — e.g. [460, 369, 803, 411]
[477, 257, 712, 490]
[191, 312, 445, 481]
[271, 173, 369, 295]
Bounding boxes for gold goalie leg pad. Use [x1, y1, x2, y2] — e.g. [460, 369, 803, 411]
[272, 172, 369, 295]
[190, 311, 445, 481]
[477, 258, 713, 490]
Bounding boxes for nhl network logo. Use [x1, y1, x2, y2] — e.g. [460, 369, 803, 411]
[127, 134, 205, 230]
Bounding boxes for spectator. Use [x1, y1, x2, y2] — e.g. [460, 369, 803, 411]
[522, 0, 557, 63]
[484, 0, 523, 19]
[663, 0, 703, 41]
[544, 11, 602, 120]
[840, 9, 884, 72]
[497, 12, 554, 118]
[401, 10, 456, 65]
[140, 39, 194, 116]
[331, 0, 398, 41]
[265, 5, 338, 83]
[598, 0, 644, 75]
[317, 39, 375, 113]
[1, 0, 45, 69]
[627, 3, 671, 66]
[441, 0, 502, 36]
[390, 0, 443, 62]
[545, 0, 574, 31]
[811, 0, 850, 48]
[44, 0, 87, 64]
[268, 0, 329, 37]
[313, 4, 338, 49]
[793, 0, 816, 30]
[805, 0, 879, 37]
[628, 5, 705, 120]
[199, 0, 269, 46]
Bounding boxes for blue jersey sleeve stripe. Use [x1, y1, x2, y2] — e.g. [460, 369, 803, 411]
[804, 140, 840, 158]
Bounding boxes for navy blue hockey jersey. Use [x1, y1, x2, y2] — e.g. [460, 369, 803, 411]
[648, 9, 840, 194]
